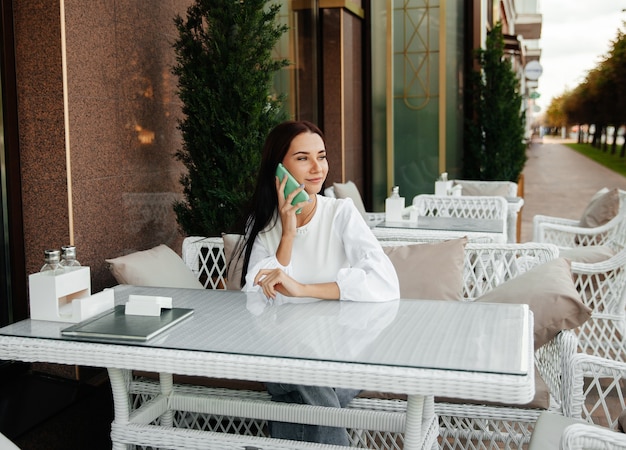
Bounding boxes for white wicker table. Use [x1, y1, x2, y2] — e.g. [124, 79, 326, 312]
[0, 286, 534, 449]
[373, 216, 508, 243]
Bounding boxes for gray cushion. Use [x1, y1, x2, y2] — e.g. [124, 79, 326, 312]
[333, 181, 367, 216]
[528, 411, 585, 450]
[454, 180, 514, 197]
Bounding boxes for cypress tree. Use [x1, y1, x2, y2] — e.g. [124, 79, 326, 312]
[172, 1, 288, 237]
[464, 22, 527, 182]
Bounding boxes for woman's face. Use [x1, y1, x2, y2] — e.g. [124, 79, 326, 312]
[281, 131, 328, 195]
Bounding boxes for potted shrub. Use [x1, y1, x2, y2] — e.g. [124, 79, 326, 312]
[172, 0, 288, 237]
[464, 22, 527, 183]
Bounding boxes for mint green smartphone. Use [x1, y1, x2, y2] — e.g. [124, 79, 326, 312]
[276, 163, 309, 214]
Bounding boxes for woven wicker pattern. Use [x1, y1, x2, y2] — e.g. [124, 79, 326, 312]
[413, 194, 509, 222]
[371, 195, 509, 243]
[571, 249, 626, 361]
[563, 353, 626, 428]
[558, 353, 626, 449]
[560, 423, 626, 449]
[449, 180, 522, 244]
[533, 189, 626, 251]
[182, 237, 227, 289]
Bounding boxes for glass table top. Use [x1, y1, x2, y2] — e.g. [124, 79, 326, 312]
[0, 285, 530, 376]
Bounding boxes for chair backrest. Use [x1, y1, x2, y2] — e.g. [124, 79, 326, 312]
[412, 194, 508, 221]
[411, 194, 509, 242]
[562, 353, 626, 430]
[571, 248, 626, 361]
[182, 236, 227, 289]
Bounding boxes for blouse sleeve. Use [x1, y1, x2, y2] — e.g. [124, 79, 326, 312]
[335, 200, 400, 302]
[242, 237, 292, 293]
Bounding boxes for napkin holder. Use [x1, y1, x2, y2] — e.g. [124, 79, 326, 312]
[125, 295, 173, 316]
[29, 267, 114, 323]
[435, 180, 453, 196]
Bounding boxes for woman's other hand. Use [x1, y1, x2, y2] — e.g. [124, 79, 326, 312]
[254, 267, 303, 299]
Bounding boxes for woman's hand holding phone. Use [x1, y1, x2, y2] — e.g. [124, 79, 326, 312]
[275, 163, 309, 214]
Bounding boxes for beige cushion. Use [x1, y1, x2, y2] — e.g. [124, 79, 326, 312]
[106, 244, 203, 289]
[477, 258, 591, 349]
[455, 180, 513, 197]
[383, 238, 467, 300]
[579, 187, 619, 228]
[559, 245, 615, 263]
[333, 181, 367, 216]
[528, 411, 585, 450]
[222, 233, 244, 290]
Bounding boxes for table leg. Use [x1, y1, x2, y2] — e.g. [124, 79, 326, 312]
[404, 394, 424, 450]
[159, 372, 174, 427]
[107, 368, 131, 450]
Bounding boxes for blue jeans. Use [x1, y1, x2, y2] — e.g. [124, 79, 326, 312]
[265, 382, 361, 446]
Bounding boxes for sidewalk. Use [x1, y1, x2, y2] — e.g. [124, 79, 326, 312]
[519, 136, 626, 242]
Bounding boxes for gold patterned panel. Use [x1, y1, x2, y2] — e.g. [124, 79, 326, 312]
[394, 0, 440, 111]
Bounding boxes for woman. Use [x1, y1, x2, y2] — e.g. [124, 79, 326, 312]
[237, 120, 399, 445]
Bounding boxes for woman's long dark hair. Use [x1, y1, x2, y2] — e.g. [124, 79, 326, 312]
[234, 120, 325, 288]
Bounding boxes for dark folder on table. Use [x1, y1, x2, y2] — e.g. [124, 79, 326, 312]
[61, 305, 193, 341]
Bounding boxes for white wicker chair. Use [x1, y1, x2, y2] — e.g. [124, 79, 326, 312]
[182, 236, 227, 289]
[533, 189, 626, 251]
[451, 179, 522, 243]
[412, 194, 508, 241]
[558, 353, 626, 449]
[562, 353, 626, 427]
[412, 194, 508, 221]
[371, 195, 509, 244]
[560, 423, 626, 450]
[379, 241, 578, 449]
[145, 238, 577, 449]
[570, 248, 626, 361]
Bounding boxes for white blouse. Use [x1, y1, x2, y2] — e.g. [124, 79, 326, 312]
[243, 195, 400, 302]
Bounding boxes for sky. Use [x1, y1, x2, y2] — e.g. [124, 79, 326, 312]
[534, 1, 625, 112]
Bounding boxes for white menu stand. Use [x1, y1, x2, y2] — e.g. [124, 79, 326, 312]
[29, 267, 114, 323]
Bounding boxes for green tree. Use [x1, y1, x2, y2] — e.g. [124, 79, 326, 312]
[545, 93, 568, 133]
[172, 0, 288, 237]
[464, 22, 527, 182]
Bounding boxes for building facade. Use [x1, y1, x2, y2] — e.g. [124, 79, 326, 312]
[0, 0, 541, 326]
